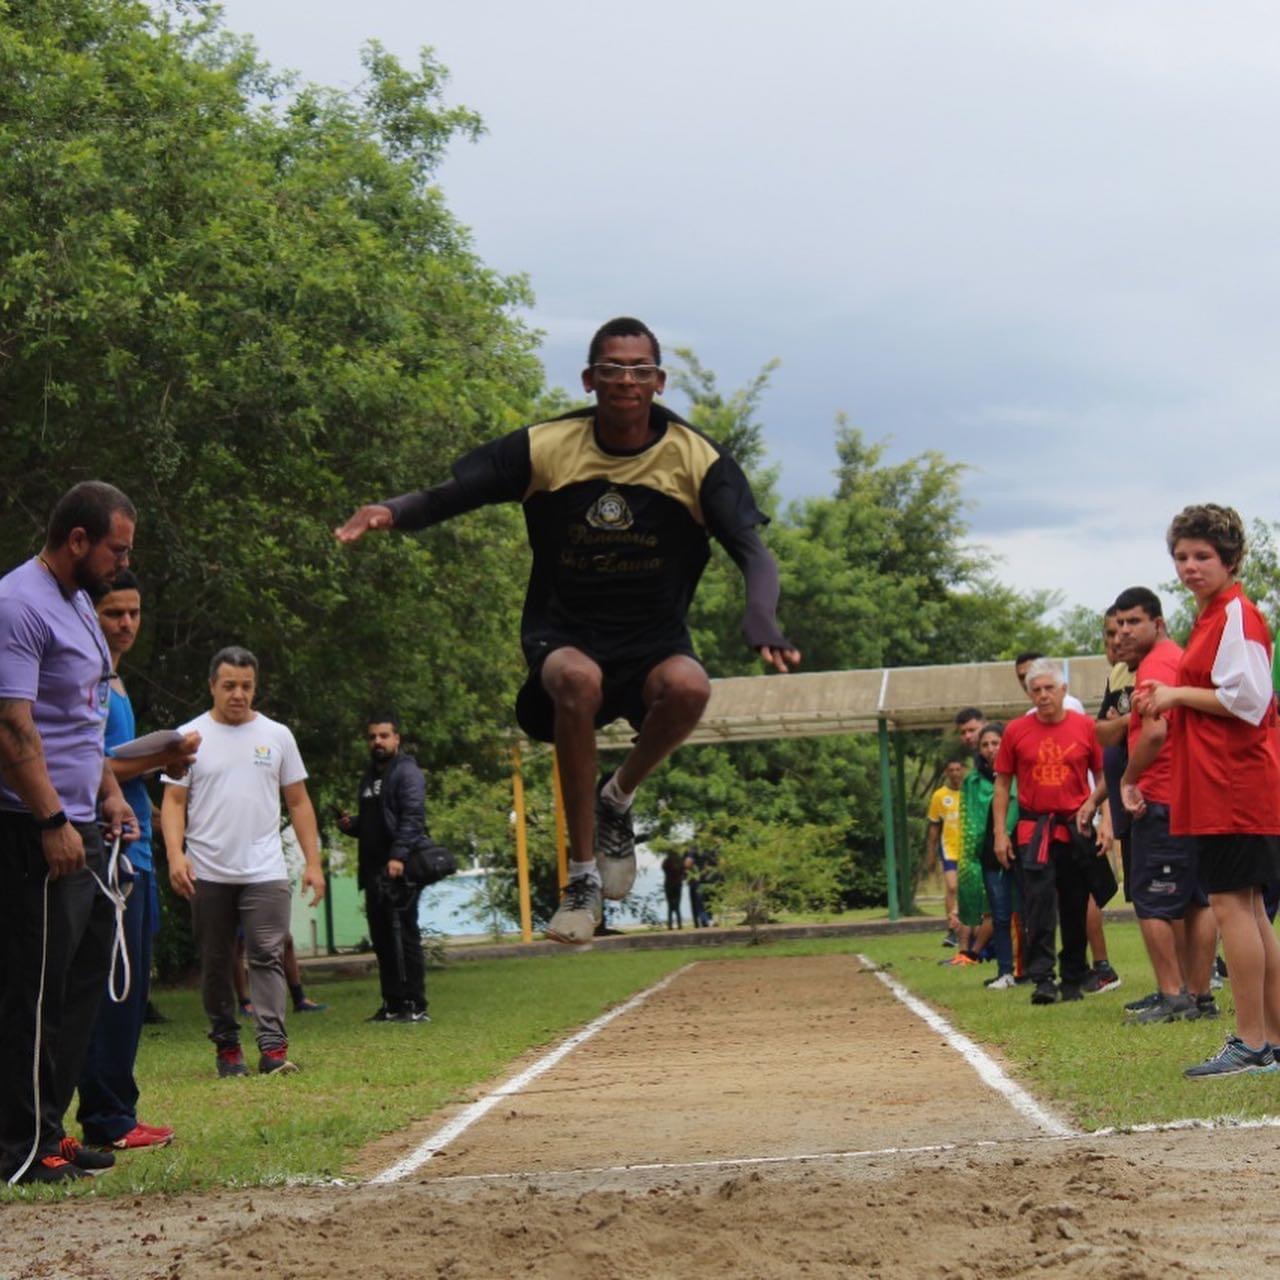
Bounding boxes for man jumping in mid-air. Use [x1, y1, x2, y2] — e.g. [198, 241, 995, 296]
[336, 316, 799, 944]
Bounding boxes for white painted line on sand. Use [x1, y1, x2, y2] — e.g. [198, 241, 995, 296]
[1092, 1114, 1280, 1137]
[423, 1114, 1280, 1187]
[369, 963, 697, 1185]
[857, 954, 1077, 1139]
[429, 1140, 993, 1184]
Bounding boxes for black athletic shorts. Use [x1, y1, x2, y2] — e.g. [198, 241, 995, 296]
[1194, 832, 1280, 895]
[1130, 804, 1207, 920]
[515, 633, 700, 744]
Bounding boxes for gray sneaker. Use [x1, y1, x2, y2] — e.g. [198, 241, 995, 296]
[1128, 992, 1195, 1024]
[546, 875, 603, 945]
[1123, 990, 1162, 1015]
[1186, 994, 1220, 1020]
[1184, 1035, 1276, 1079]
[595, 775, 636, 900]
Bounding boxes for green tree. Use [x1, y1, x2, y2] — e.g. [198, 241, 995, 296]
[1, 0, 538, 805]
[695, 817, 843, 940]
[647, 366, 1069, 911]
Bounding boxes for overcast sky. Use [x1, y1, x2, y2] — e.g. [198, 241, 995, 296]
[214, 0, 1280, 621]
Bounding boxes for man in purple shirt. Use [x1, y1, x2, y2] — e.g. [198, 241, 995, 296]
[0, 481, 139, 1185]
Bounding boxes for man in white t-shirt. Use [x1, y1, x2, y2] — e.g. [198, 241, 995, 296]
[160, 647, 325, 1077]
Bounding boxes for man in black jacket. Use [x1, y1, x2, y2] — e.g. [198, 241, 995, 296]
[337, 718, 431, 1023]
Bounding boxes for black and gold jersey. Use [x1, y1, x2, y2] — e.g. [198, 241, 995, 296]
[450, 404, 766, 660]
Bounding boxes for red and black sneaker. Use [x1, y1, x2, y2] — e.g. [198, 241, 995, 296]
[16, 1155, 88, 1184]
[258, 1045, 299, 1075]
[58, 1137, 115, 1172]
[216, 1043, 250, 1078]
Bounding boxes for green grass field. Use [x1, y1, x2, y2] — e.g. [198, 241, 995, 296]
[6, 923, 1275, 1200]
[857, 921, 1280, 1131]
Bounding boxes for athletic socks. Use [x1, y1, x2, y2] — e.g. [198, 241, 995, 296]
[601, 772, 636, 811]
[569, 859, 602, 886]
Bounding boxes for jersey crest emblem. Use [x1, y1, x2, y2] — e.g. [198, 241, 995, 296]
[585, 489, 634, 532]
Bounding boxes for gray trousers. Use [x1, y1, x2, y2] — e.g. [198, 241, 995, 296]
[191, 879, 291, 1052]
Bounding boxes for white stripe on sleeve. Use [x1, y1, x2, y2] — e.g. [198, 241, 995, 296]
[1211, 597, 1275, 726]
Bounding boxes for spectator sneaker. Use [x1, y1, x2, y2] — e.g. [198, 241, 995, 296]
[215, 1044, 249, 1078]
[59, 1137, 114, 1173]
[367, 1004, 394, 1022]
[107, 1125, 174, 1150]
[941, 930, 958, 948]
[595, 775, 636, 900]
[1030, 980, 1058, 1005]
[546, 875, 603, 945]
[1184, 1035, 1276, 1079]
[388, 1005, 431, 1023]
[1082, 963, 1122, 994]
[293, 998, 327, 1013]
[258, 1046, 299, 1075]
[1129, 992, 1194, 1024]
[15, 1155, 88, 1184]
[1187, 994, 1220, 1021]
[1123, 990, 1162, 1015]
[985, 973, 1018, 990]
[1058, 984, 1083, 1003]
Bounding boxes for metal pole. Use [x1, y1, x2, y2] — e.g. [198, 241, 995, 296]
[551, 749, 569, 890]
[511, 745, 533, 943]
[893, 729, 914, 915]
[322, 865, 336, 954]
[877, 718, 901, 920]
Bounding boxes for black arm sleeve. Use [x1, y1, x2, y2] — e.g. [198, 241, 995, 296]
[382, 478, 487, 532]
[382, 429, 533, 531]
[717, 525, 794, 652]
[387, 763, 427, 863]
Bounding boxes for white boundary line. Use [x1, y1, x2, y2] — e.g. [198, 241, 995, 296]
[857, 954, 1077, 1139]
[369, 963, 696, 1185]
[420, 1114, 1280, 1186]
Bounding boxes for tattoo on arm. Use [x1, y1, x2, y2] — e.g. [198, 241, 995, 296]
[0, 698, 43, 771]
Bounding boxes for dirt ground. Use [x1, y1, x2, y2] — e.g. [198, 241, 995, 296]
[7, 954, 1280, 1279]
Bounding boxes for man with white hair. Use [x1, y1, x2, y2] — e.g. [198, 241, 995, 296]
[992, 659, 1104, 1005]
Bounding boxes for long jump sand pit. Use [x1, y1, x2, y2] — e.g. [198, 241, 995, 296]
[8, 953, 1280, 1278]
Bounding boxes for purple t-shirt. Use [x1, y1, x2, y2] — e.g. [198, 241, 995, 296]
[0, 559, 111, 822]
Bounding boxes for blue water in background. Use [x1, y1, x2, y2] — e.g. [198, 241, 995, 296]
[418, 849, 668, 936]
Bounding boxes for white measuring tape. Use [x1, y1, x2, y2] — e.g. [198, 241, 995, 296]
[88, 834, 133, 1005]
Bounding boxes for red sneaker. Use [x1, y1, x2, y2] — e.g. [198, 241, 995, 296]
[136, 1122, 176, 1140]
[257, 1045, 299, 1075]
[216, 1044, 250, 1078]
[110, 1124, 174, 1149]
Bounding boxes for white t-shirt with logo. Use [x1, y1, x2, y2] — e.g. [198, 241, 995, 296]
[165, 710, 307, 884]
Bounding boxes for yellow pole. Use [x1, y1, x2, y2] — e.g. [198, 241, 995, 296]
[511, 744, 533, 943]
[551, 749, 569, 890]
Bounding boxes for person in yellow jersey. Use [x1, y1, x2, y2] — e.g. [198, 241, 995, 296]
[927, 758, 969, 957]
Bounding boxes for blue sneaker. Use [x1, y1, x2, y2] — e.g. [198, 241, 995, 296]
[1183, 1035, 1276, 1079]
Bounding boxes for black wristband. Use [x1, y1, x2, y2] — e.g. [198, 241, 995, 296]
[35, 809, 68, 831]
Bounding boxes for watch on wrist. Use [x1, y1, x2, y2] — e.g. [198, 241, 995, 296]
[35, 809, 69, 832]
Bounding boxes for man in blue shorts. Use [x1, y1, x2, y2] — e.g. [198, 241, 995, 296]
[1113, 587, 1216, 1023]
[337, 317, 800, 944]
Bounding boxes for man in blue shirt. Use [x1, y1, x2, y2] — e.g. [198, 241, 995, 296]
[77, 571, 199, 1151]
